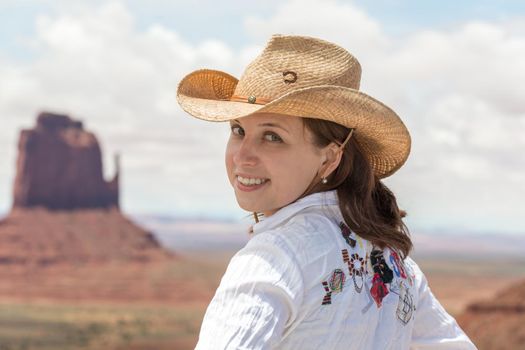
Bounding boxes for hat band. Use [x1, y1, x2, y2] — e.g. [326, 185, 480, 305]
[230, 95, 272, 105]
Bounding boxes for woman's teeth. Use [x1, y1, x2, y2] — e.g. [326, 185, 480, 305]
[237, 176, 267, 186]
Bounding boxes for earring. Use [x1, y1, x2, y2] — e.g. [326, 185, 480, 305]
[322, 178, 328, 184]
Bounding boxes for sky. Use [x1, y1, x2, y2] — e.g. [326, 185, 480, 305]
[0, 0, 524, 234]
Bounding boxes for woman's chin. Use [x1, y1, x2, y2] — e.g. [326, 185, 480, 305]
[235, 198, 267, 215]
[236, 202, 262, 213]
[235, 201, 281, 218]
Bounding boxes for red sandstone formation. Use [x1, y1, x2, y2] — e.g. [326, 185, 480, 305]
[457, 278, 525, 349]
[0, 111, 173, 266]
[13, 112, 119, 210]
[0, 208, 171, 265]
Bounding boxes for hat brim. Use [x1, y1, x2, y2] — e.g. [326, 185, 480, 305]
[177, 69, 411, 178]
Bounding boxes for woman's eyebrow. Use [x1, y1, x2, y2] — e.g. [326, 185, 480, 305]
[258, 122, 290, 134]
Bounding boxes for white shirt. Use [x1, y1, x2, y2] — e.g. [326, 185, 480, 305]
[195, 191, 477, 349]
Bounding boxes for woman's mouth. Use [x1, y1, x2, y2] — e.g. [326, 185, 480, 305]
[236, 175, 269, 191]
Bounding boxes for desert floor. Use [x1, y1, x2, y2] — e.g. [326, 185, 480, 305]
[0, 251, 523, 350]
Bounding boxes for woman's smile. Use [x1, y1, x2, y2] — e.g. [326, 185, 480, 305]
[235, 175, 270, 192]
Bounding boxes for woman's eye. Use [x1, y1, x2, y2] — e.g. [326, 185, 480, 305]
[264, 133, 283, 143]
[231, 125, 244, 136]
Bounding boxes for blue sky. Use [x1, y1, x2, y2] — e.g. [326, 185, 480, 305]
[0, 0, 524, 234]
[2, 0, 525, 57]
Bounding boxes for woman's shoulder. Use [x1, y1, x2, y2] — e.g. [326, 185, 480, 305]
[401, 255, 430, 288]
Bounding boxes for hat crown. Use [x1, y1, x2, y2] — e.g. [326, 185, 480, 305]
[234, 35, 362, 101]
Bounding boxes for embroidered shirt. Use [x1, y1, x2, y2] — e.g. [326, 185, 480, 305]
[195, 191, 477, 349]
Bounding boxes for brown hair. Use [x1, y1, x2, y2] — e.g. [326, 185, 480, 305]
[302, 118, 412, 258]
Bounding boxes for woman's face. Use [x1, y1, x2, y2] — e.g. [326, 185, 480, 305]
[225, 113, 328, 217]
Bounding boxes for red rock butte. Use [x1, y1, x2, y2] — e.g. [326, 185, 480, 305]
[457, 279, 525, 349]
[0, 112, 173, 266]
[13, 112, 119, 210]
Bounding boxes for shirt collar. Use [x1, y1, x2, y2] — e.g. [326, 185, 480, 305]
[252, 190, 339, 235]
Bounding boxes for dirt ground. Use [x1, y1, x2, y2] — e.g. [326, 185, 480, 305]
[415, 256, 525, 316]
[0, 251, 523, 349]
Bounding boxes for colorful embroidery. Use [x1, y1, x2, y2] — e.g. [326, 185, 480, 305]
[321, 281, 332, 305]
[351, 253, 365, 293]
[396, 283, 415, 325]
[342, 249, 350, 263]
[368, 249, 394, 307]
[329, 268, 346, 292]
[370, 272, 389, 307]
[321, 268, 346, 305]
[339, 222, 356, 247]
[390, 251, 407, 279]
[348, 253, 365, 277]
[342, 249, 365, 293]
[370, 249, 394, 284]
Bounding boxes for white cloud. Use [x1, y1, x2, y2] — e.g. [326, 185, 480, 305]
[244, 0, 388, 60]
[0, 0, 523, 233]
[0, 1, 242, 217]
[382, 21, 525, 115]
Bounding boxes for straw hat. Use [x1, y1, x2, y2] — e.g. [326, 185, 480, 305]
[177, 34, 410, 178]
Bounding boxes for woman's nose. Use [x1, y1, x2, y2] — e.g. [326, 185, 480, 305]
[233, 139, 258, 166]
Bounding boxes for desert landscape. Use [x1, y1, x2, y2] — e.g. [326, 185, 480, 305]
[0, 112, 523, 350]
[0, 246, 524, 349]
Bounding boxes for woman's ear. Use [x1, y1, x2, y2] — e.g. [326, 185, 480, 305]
[320, 142, 343, 178]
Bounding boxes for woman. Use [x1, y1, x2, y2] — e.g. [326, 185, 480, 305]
[177, 34, 476, 349]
